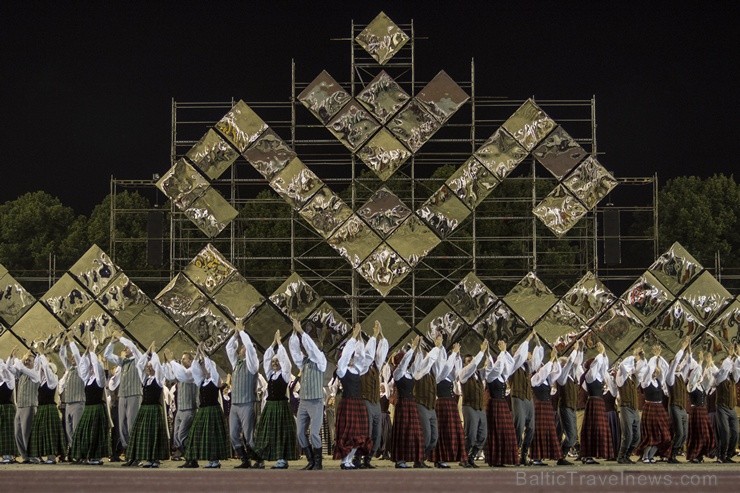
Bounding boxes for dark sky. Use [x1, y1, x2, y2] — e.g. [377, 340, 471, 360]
[1, 1, 736, 214]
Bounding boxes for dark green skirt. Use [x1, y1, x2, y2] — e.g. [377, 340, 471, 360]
[29, 404, 66, 457]
[185, 405, 230, 461]
[126, 404, 170, 461]
[253, 400, 298, 461]
[71, 404, 111, 460]
[0, 403, 16, 455]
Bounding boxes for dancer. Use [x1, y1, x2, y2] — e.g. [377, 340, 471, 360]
[555, 340, 584, 465]
[603, 368, 620, 461]
[0, 355, 18, 463]
[163, 349, 198, 463]
[615, 345, 645, 464]
[529, 347, 563, 466]
[510, 331, 537, 466]
[634, 344, 672, 463]
[685, 350, 716, 463]
[390, 336, 424, 469]
[458, 340, 488, 468]
[666, 337, 691, 463]
[376, 371, 392, 460]
[11, 349, 40, 463]
[289, 319, 327, 470]
[712, 341, 739, 463]
[104, 331, 143, 454]
[412, 335, 442, 468]
[484, 340, 518, 467]
[358, 320, 388, 469]
[579, 342, 613, 464]
[59, 340, 86, 456]
[28, 346, 65, 464]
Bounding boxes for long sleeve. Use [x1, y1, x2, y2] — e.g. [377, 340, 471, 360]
[151, 352, 165, 386]
[190, 360, 205, 386]
[300, 333, 327, 372]
[485, 351, 513, 383]
[41, 355, 59, 389]
[226, 333, 239, 369]
[531, 361, 552, 387]
[119, 337, 142, 360]
[135, 352, 149, 383]
[91, 354, 105, 387]
[641, 356, 659, 388]
[458, 351, 484, 384]
[239, 331, 259, 374]
[556, 349, 579, 386]
[713, 356, 735, 384]
[358, 337, 377, 373]
[616, 356, 636, 387]
[665, 349, 684, 386]
[0, 360, 15, 389]
[393, 350, 415, 381]
[605, 373, 618, 396]
[432, 348, 448, 383]
[413, 347, 440, 380]
[104, 341, 122, 367]
[336, 338, 358, 378]
[168, 361, 194, 383]
[436, 350, 458, 383]
[14, 359, 40, 383]
[585, 353, 607, 385]
[276, 345, 292, 382]
[511, 340, 529, 373]
[288, 333, 304, 370]
[530, 344, 544, 373]
[375, 337, 389, 369]
[204, 357, 220, 387]
[59, 345, 71, 371]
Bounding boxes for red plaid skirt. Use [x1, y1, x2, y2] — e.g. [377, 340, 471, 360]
[634, 401, 672, 457]
[430, 397, 467, 463]
[485, 398, 518, 466]
[391, 397, 424, 462]
[580, 396, 613, 459]
[686, 405, 715, 461]
[530, 398, 562, 460]
[333, 396, 372, 459]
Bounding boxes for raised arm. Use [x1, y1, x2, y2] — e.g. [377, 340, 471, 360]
[103, 340, 122, 367]
[239, 330, 259, 374]
[511, 340, 530, 373]
[392, 349, 415, 381]
[300, 333, 327, 372]
[412, 346, 441, 380]
[336, 338, 358, 379]
[226, 331, 240, 370]
[119, 336, 142, 360]
[458, 348, 485, 384]
[556, 343, 582, 386]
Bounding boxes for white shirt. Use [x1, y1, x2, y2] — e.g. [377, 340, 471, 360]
[103, 336, 142, 367]
[191, 356, 220, 387]
[458, 350, 485, 385]
[264, 343, 292, 383]
[288, 332, 327, 372]
[226, 331, 259, 374]
[484, 350, 515, 383]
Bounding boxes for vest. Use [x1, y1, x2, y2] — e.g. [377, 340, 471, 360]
[63, 367, 85, 404]
[603, 391, 617, 412]
[0, 384, 12, 405]
[689, 388, 706, 407]
[533, 383, 551, 401]
[37, 384, 55, 406]
[360, 365, 381, 404]
[231, 359, 258, 404]
[395, 376, 414, 400]
[199, 382, 220, 407]
[717, 378, 737, 409]
[669, 375, 688, 410]
[436, 380, 455, 399]
[559, 377, 578, 410]
[340, 372, 361, 399]
[414, 373, 436, 410]
[644, 382, 663, 402]
[177, 381, 198, 411]
[380, 395, 390, 413]
[16, 373, 39, 408]
[85, 383, 104, 405]
[585, 380, 604, 398]
[120, 358, 142, 398]
[267, 375, 288, 401]
[462, 375, 484, 411]
[510, 366, 532, 400]
[142, 380, 162, 405]
[299, 359, 324, 401]
[487, 380, 506, 400]
[619, 374, 638, 410]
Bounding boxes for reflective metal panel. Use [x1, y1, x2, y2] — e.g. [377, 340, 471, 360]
[562, 156, 618, 210]
[160, 330, 198, 362]
[181, 302, 235, 354]
[243, 302, 292, 352]
[307, 301, 351, 351]
[183, 244, 237, 296]
[0, 273, 35, 325]
[357, 128, 412, 181]
[356, 70, 411, 124]
[386, 214, 441, 268]
[698, 299, 739, 359]
[298, 186, 353, 238]
[0, 264, 6, 278]
[417, 186, 471, 238]
[648, 242, 703, 295]
[392, 329, 424, 353]
[473, 302, 530, 348]
[359, 302, 410, 350]
[97, 272, 149, 326]
[534, 300, 586, 347]
[154, 273, 209, 326]
[445, 156, 501, 209]
[416, 301, 467, 344]
[387, 99, 441, 153]
[357, 187, 411, 238]
[241, 128, 296, 181]
[450, 329, 483, 356]
[444, 272, 497, 325]
[211, 272, 265, 323]
[183, 188, 239, 238]
[357, 244, 412, 297]
[69, 245, 119, 296]
[679, 270, 732, 324]
[269, 157, 323, 210]
[636, 329, 679, 362]
[10, 303, 63, 347]
[621, 271, 675, 324]
[297, 70, 351, 125]
[532, 184, 588, 237]
[575, 328, 620, 367]
[0, 330, 25, 357]
[42, 273, 94, 326]
[327, 214, 383, 268]
[415, 70, 469, 123]
[531, 125, 587, 179]
[651, 300, 705, 354]
[474, 128, 528, 181]
[503, 272, 558, 326]
[69, 302, 121, 343]
[562, 272, 618, 325]
[501, 99, 556, 151]
[269, 272, 323, 322]
[185, 129, 238, 180]
[214, 100, 268, 153]
[156, 159, 209, 210]
[590, 300, 647, 358]
[326, 101, 381, 152]
[355, 12, 409, 65]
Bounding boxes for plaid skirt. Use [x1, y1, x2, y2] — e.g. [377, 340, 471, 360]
[253, 400, 298, 461]
[580, 396, 613, 459]
[375, 412, 392, 457]
[71, 404, 111, 460]
[185, 405, 230, 461]
[430, 397, 467, 463]
[126, 404, 170, 461]
[29, 404, 66, 457]
[485, 398, 518, 466]
[530, 399, 562, 461]
[686, 405, 715, 461]
[390, 397, 424, 462]
[0, 403, 16, 455]
[634, 401, 672, 457]
[333, 396, 372, 459]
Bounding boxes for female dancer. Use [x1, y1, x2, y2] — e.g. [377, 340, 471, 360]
[685, 350, 716, 463]
[0, 352, 18, 463]
[529, 347, 564, 465]
[484, 339, 518, 467]
[390, 336, 425, 469]
[634, 344, 672, 463]
[29, 346, 66, 464]
[579, 342, 613, 464]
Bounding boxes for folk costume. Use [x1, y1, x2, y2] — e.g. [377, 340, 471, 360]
[666, 348, 691, 462]
[712, 353, 740, 462]
[412, 346, 441, 468]
[510, 340, 537, 465]
[163, 357, 198, 462]
[685, 357, 715, 462]
[615, 354, 645, 463]
[603, 372, 620, 461]
[634, 355, 672, 463]
[28, 354, 66, 463]
[430, 348, 467, 468]
[458, 349, 486, 468]
[59, 344, 85, 449]
[225, 330, 261, 469]
[529, 347, 563, 465]
[103, 336, 143, 450]
[390, 349, 424, 468]
[0, 358, 17, 463]
[483, 348, 518, 467]
[579, 353, 613, 464]
[358, 333, 388, 468]
[12, 354, 40, 462]
[555, 345, 583, 465]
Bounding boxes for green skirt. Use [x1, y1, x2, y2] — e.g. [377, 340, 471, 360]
[71, 404, 111, 460]
[253, 400, 298, 461]
[0, 403, 16, 455]
[185, 405, 230, 461]
[126, 404, 170, 461]
[29, 404, 66, 457]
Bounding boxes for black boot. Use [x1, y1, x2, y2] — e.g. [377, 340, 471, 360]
[311, 448, 323, 470]
[519, 446, 530, 466]
[247, 446, 265, 469]
[467, 447, 479, 468]
[301, 447, 314, 470]
[363, 455, 376, 469]
[233, 446, 251, 469]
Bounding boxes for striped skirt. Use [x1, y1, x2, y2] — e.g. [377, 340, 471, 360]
[185, 405, 230, 461]
[580, 396, 613, 459]
[634, 401, 672, 458]
[390, 397, 424, 462]
[686, 405, 715, 461]
[126, 404, 170, 461]
[430, 397, 466, 463]
[71, 404, 111, 460]
[0, 403, 16, 455]
[29, 404, 66, 457]
[485, 398, 518, 466]
[530, 399, 562, 461]
[333, 396, 372, 459]
[253, 400, 298, 461]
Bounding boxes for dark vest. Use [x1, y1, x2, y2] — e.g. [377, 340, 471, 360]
[488, 380, 506, 400]
[669, 375, 688, 410]
[414, 373, 436, 410]
[37, 384, 55, 406]
[533, 383, 551, 401]
[644, 382, 663, 402]
[380, 395, 390, 413]
[0, 383, 12, 405]
[267, 375, 288, 401]
[603, 391, 617, 413]
[437, 380, 455, 399]
[85, 383, 105, 405]
[689, 388, 706, 407]
[340, 372, 362, 399]
[510, 366, 532, 400]
[619, 375, 638, 410]
[462, 376, 484, 410]
[199, 382, 220, 407]
[558, 378, 578, 410]
[717, 378, 737, 409]
[142, 380, 162, 405]
[586, 380, 604, 398]
[360, 365, 380, 404]
[395, 376, 414, 400]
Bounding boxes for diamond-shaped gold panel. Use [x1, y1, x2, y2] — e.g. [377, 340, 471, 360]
[590, 300, 647, 358]
[473, 302, 530, 347]
[243, 302, 292, 351]
[124, 302, 180, 350]
[417, 186, 471, 238]
[503, 272, 558, 326]
[357, 187, 412, 238]
[154, 273, 209, 326]
[269, 272, 323, 322]
[415, 70, 469, 123]
[696, 298, 739, 359]
[562, 272, 618, 325]
[651, 300, 705, 352]
[621, 271, 675, 324]
[562, 156, 618, 210]
[0, 264, 6, 278]
[356, 70, 411, 124]
[156, 159, 209, 210]
[360, 302, 410, 350]
[181, 302, 235, 354]
[69, 301, 121, 343]
[327, 214, 383, 268]
[11, 303, 63, 347]
[42, 273, 94, 326]
[212, 272, 264, 323]
[69, 244, 119, 296]
[532, 184, 588, 237]
[387, 99, 441, 153]
[679, 270, 732, 324]
[502, 98, 556, 151]
[182, 244, 236, 296]
[444, 272, 497, 325]
[185, 129, 239, 180]
[357, 244, 412, 297]
[307, 301, 351, 351]
[355, 12, 409, 65]
[97, 272, 149, 326]
[298, 186, 353, 238]
[0, 272, 35, 326]
[297, 70, 351, 125]
[242, 128, 296, 181]
[445, 156, 501, 209]
[183, 187, 239, 238]
[531, 125, 587, 180]
[326, 101, 381, 152]
[534, 300, 586, 346]
[214, 100, 268, 153]
[160, 330, 198, 361]
[648, 242, 703, 296]
[269, 157, 323, 210]
[474, 128, 528, 181]
[0, 329, 25, 355]
[386, 215, 441, 268]
[356, 128, 412, 181]
[416, 301, 467, 343]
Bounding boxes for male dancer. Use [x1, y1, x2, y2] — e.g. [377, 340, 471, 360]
[510, 331, 537, 466]
[358, 320, 388, 469]
[412, 335, 441, 468]
[712, 341, 739, 463]
[666, 337, 691, 463]
[104, 331, 143, 455]
[59, 338, 86, 457]
[615, 345, 645, 464]
[555, 339, 584, 465]
[11, 349, 41, 463]
[163, 349, 198, 463]
[458, 339, 489, 468]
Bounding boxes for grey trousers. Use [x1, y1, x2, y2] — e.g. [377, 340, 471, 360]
[416, 404, 438, 456]
[229, 403, 257, 450]
[559, 406, 577, 453]
[173, 409, 195, 452]
[118, 395, 142, 449]
[669, 405, 688, 454]
[619, 406, 640, 456]
[716, 405, 739, 459]
[14, 406, 36, 460]
[462, 406, 487, 450]
[64, 402, 84, 445]
[365, 401, 382, 456]
[512, 397, 535, 451]
[297, 399, 324, 449]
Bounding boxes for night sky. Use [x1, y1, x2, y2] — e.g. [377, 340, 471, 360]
[1, 1, 735, 214]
